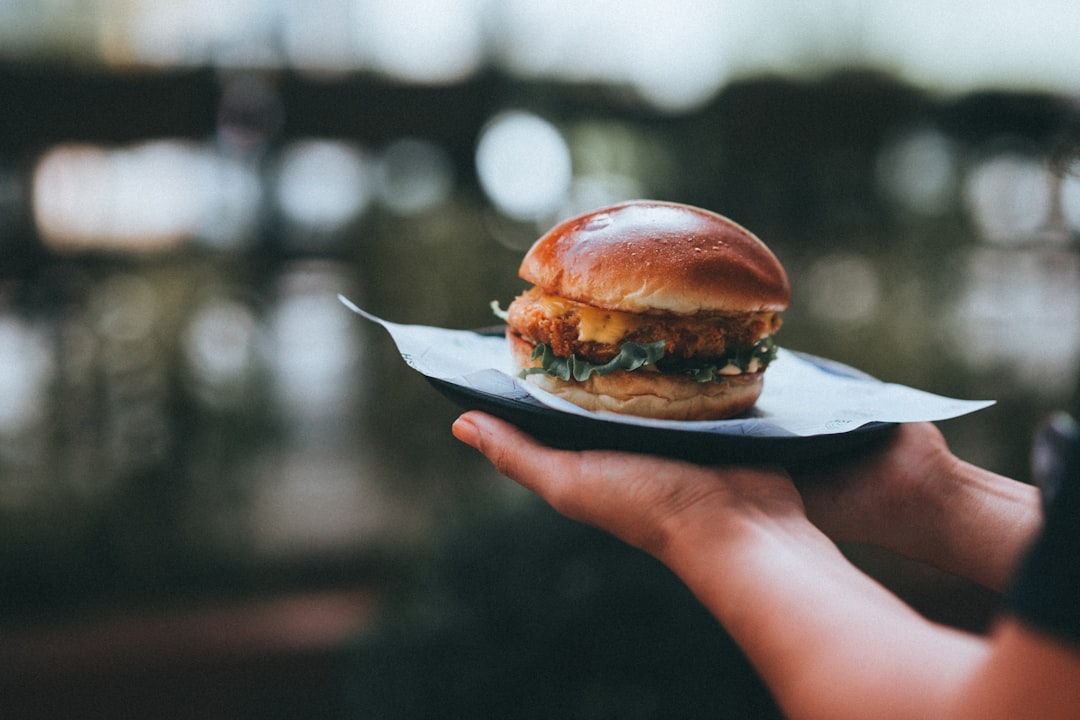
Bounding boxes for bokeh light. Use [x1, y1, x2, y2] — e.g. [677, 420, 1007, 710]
[877, 127, 958, 217]
[493, 0, 730, 112]
[264, 262, 364, 424]
[33, 142, 200, 253]
[275, 139, 372, 232]
[803, 252, 883, 325]
[1059, 161, 1080, 234]
[0, 314, 53, 436]
[963, 150, 1053, 244]
[475, 111, 572, 221]
[353, 0, 488, 83]
[193, 152, 263, 250]
[280, 0, 363, 73]
[183, 296, 261, 410]
[946, 246, 1080, 392]
[125, 0, 278, 68]
[31, 141, 266, 254]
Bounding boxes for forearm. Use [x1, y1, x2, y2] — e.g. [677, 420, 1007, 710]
[659, 512, 989, 720]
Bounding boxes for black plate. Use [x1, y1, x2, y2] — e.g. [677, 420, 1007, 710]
[428, 377, 896, 467]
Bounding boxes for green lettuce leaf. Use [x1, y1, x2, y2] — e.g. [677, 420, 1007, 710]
[521, 340, 668, 382]
[521, 335, 779, 384]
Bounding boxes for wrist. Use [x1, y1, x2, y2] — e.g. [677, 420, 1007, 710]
[656, 498, 848, 647]
[655, 486, 826, 590]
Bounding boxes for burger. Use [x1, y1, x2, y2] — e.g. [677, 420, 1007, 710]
[497, 200, 791, 421]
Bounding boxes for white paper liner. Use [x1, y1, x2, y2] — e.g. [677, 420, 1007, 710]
[341, 296, 994, 438]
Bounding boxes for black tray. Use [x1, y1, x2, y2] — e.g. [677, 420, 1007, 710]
[429, 376, 895, 467]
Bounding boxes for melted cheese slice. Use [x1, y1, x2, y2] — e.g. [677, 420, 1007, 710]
[534, 293, 648, 345]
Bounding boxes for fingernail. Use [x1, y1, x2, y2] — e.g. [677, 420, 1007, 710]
[452, 415, 479, 447]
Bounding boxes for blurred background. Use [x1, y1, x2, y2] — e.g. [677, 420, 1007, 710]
[2, 1, 1080, 718]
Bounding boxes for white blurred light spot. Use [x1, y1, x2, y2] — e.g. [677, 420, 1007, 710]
[127, 0, 276, 67]
[964, 152, 1052, 244]
[494, 0, 728, 112]
[618, 3, 729, 112]
[0, 315, 54, 434]
[184, 298, 259, 406]
[33, 142, 206, 253]
[276, 140, 372, 230]
[476, 111, 572, 220]
[195, 152, 262, 250]
[947, 247, 1080, 392]
[265, 264, 362, 421]
[375, 137, 455, 215]
[33, 141, 255, 254]
[354, 0, 486, 83]
[877, 128, 957, 216]
[1060, 166, 1080, 234]
[280, 0, 362, 72]
[804, 253, 882, 325]
[860, 2, 1080, 95]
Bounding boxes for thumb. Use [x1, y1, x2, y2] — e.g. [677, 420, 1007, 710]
[452, 411, 565, 494]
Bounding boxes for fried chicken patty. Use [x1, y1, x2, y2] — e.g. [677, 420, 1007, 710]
[506, 287, 783, 364]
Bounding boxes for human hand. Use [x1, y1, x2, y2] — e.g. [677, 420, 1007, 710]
[794, 421, 1040, 590]
[794, 422, 960, 550]
[451, 410, 805, 560]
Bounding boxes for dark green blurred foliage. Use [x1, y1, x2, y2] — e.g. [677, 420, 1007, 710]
[333, 500, 782, 719]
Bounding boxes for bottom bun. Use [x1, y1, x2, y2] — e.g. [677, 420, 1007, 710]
[508, 332, 764, 421]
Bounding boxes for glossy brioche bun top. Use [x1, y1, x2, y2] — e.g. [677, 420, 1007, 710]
[519, 200, 791, 315]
